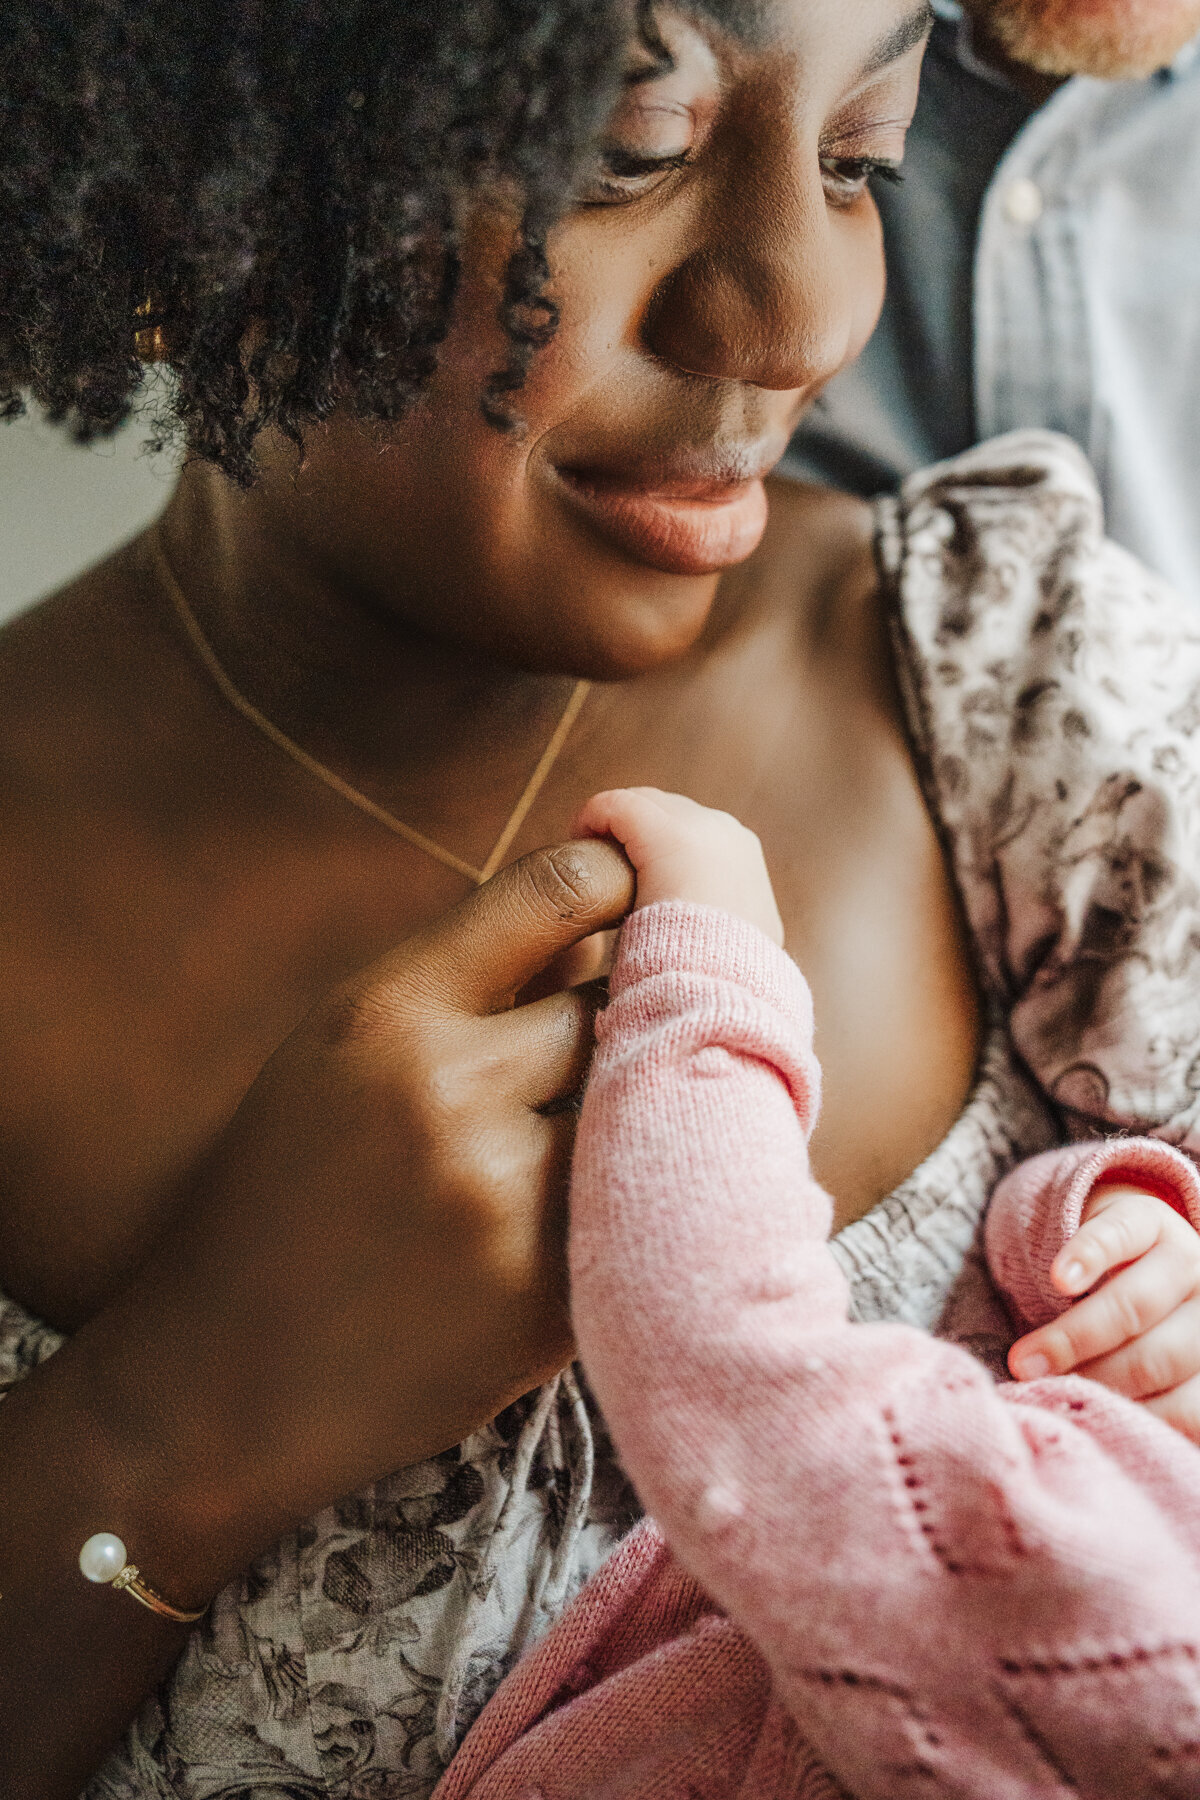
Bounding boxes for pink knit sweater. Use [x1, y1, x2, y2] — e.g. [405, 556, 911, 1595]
[435, 903, 1200, 1800]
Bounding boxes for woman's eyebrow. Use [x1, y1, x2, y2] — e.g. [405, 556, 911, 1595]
[858, 2, 935, 77]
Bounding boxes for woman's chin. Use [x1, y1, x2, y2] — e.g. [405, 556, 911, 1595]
[499, 489, 751, 681]
[582, 602, 719, 682]
[510, 571, 723, 683]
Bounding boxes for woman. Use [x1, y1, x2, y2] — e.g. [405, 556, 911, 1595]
[1, 0, 1197, 1794]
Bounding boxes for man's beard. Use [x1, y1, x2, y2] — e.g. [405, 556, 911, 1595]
[963, 0, 1200, 79]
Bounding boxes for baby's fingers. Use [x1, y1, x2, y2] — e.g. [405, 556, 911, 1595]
[1009, 1242, 1194, 1380]
[1049, 1186, 1169, 1297]
[1144, 1370, 1200, 1448]
[1075, 1297, 1200, 1402]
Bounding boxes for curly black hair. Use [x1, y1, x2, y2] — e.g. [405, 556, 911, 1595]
[0, 0, 645, 483]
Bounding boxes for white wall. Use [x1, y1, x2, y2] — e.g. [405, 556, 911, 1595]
[0, 405, 178, 624]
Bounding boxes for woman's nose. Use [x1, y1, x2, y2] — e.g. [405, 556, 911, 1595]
[643, 174, 865, 395]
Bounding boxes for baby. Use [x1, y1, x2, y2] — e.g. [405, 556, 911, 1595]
[581, 786, 1200, 1441]
[435, 788, 1200, 1800]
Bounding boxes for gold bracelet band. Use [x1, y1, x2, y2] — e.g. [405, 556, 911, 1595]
[79, 1533, 206, 1625]
[111, 1562, 207, 1624]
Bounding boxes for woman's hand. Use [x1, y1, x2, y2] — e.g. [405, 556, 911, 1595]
[0, 838, 634, 1799]
[112, 836, 637, 1590]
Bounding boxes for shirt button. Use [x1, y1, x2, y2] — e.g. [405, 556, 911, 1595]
[1003, 177, 1045, 225]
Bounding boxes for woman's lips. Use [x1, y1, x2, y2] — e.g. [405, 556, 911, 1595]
[553, 466, 770, 577]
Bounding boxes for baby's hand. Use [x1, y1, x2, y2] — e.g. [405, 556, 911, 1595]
[573, 788, 784, 946]
[1008, 1183, 1200, 1444]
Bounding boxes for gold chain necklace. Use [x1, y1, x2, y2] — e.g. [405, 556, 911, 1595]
[150, 528, 591, 886]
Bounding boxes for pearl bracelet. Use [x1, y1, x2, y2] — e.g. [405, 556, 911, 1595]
[79, 1532, 206, 1624]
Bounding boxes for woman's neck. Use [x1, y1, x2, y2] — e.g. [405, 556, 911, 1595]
[155, 461, 588, 835]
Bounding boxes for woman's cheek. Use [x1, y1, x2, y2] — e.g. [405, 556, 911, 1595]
[525, 227, 661, 407]
[840, 204, 889, 369]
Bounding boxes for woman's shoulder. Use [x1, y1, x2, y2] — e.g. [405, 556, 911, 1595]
[882, 429, 1200, 1149]
[0, 541, 166, 791]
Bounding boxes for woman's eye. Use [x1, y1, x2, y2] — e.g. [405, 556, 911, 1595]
[579, 146, 692, 205]
[820, 155, 904, 208]
[578, 98, 696, 206]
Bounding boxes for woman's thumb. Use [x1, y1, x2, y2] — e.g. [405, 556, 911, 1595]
[404, 839, 635, 1016]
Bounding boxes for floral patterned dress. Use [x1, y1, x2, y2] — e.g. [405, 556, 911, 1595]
[5, 431, 1200, 1800]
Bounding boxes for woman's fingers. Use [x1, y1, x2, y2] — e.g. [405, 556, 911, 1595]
[487, 981, 607, 1111]
[516, 930, 617, 1006]
[359, 839, 635, 1026]
[426, 840, 635, 1015]
[1050, 1185, 1169, 1297]
[1008, 1239, 1197, 1380]
[1074, 1296, 1200, 1401]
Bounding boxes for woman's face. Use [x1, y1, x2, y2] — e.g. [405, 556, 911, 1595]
[246, 0, 930, 680]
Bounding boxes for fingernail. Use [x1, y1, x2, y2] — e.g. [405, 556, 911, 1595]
[1061, 1260, 1087, 1291]
[1012, 1351, 1052, 1380]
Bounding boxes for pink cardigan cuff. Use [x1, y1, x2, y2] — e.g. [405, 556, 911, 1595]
[609, 901, 811, 1027]
[985, 1137, 1200, 1331]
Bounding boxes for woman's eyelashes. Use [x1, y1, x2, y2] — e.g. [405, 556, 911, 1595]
[580, 100, 697, 204]
[820, 154, 905, 206]
[581, 146, 693, 204]
[819, 108, 913, 208]
[580, 147, 904, 209]
[579, 63, 910, 212]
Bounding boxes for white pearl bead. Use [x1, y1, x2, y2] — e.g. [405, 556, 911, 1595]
[79, 1532, 127, 1584]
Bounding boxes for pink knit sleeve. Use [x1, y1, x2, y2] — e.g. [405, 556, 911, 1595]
[571, 901, 1200, 1797]
[985, 1138, 1200, 1330]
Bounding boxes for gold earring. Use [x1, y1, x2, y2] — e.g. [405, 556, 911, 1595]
[134, 297, 169, 364]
